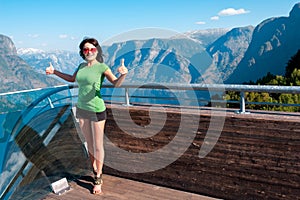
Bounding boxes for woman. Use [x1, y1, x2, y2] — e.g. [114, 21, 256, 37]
[45, 37, 128, 194]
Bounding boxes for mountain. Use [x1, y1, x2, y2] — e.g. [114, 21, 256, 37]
[15, 3, 300, 86]
[202, 26, 254, 83]
[102, 37, 211, 84]
[226, 3, 300, 83]
[17, 48, 45, 55]
[181, 28, 230, 47]
[0, 34, 61, 93]
[17, 48, 82, 75]
[17, 28, 227, 85]
[16, 29, 230, 86]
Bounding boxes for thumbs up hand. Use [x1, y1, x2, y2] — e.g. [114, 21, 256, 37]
[45, 62, 55, 75]
[117, 58, 128, 75]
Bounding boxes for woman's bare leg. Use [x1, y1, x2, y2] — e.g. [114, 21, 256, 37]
[79, 118, 97, 172]
[91, 120, 106, 194]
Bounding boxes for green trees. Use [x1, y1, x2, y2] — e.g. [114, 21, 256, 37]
[285, 49, 300, 80]
[225, 49, 300, 112]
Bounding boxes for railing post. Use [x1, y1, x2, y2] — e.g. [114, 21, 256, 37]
[47, 97, 54, 108]
[124, 88, 131, 106]
[236, 91, 250, 114]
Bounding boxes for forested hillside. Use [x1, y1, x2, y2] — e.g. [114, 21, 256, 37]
[224, 49, 300, 112]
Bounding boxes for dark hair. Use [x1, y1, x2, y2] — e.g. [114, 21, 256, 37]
[79, 37, 104, 63]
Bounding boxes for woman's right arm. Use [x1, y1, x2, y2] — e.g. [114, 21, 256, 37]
[46, 62, 77, 82]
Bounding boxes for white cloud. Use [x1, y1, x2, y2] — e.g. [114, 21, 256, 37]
[59, 34, 68, 39]
[195, 21, 206, 25]
[28, 34, 39, 38]
[218, 8, 250, 16]
[211, 16, 219, 21]
[196, 7, 249, 26]
[0, 151, 26, 191]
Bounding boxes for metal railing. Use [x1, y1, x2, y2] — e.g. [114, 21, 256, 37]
[1, 83, 300, 199]
[0, 85, 74, 200]
[1, 83, 300, 114]
[99, 83, 300, 113]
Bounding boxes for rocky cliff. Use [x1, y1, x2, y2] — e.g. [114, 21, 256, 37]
[226, 3, 300, 83]
[0, 34, 61, 93]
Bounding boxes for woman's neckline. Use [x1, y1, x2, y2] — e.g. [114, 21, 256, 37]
[85, 61, 99, 67]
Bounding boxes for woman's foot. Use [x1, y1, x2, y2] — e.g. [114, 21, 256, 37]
[93, 174, 103, 195]
[93, 184, 102, 194]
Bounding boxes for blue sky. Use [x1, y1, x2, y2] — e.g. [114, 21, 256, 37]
[0, 0, 299, 51]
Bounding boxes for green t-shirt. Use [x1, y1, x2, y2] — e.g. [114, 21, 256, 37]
[76, 62, 109, 112]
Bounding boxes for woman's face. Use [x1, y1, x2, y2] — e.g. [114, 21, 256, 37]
[83, 42, 98, 62]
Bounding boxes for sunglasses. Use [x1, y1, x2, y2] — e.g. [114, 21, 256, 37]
[83, 47, 97, 54]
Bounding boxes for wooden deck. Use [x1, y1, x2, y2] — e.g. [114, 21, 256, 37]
[7, 104, 299, 199]
[43, 174, 218, 200]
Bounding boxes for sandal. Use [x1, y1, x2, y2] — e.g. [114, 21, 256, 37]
[93, 174, 103, 194]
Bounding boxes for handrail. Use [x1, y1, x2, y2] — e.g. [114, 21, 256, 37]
[1, 85, 74, 200]
[100, 83, 300, 113]
[102, 83, 300, 94]
[0, 84, 71, 96]
[3, 83, 300, 95]
[10, 85, 73, 140]
[1, 83, 300, 115]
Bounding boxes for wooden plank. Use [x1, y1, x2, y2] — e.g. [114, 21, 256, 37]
[103, 104, 300, 200]
[43, 174, 218, 200]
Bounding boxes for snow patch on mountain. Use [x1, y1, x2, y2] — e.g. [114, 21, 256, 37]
[17, 48, 45, 55]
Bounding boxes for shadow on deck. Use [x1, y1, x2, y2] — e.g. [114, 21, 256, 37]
[43, 174, 218, 200]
